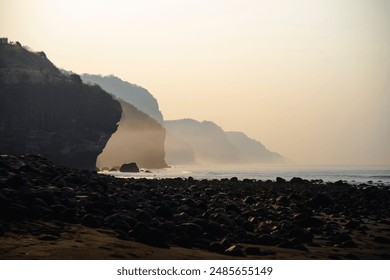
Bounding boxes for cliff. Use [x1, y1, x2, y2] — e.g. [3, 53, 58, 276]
[81, 74, 164, 125]
[225, 131, 284, 164]
[165, 119, 239, 164]
[97, 100, 168, 169]
[0, 42, 122, 170]
[165, 119, 284, 165]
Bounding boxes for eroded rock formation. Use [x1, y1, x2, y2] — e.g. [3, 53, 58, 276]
[0, 43, 121, 170]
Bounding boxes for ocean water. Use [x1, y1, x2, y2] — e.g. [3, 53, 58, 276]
[101, 165, 390, 186]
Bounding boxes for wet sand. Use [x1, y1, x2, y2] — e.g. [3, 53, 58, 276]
[1, 221, 389, 260]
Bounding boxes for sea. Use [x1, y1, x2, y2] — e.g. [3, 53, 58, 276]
[101, 165, 390, 186]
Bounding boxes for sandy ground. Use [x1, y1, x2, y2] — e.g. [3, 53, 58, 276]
[1, 220, 389, 260]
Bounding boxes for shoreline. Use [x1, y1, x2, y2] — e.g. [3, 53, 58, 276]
[100, 164, 390, 187]
[1, 155, 389, 259]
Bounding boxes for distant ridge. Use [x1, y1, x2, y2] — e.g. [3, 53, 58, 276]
[165, 118, 284, 165]
[225, 131, 284, 164]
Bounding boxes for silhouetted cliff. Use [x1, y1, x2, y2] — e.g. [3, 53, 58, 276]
[78, 74, 167, 168]
[0, 42, 121, 170]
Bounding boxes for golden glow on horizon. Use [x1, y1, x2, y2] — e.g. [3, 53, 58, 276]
[1, 0, 389, 165]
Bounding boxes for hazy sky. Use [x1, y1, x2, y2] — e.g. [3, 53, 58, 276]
[1, 0, 389, 165]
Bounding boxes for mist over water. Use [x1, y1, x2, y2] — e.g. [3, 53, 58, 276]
[103, 165, 390, 186]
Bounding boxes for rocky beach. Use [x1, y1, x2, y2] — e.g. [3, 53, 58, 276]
[0, 154, 389, 260]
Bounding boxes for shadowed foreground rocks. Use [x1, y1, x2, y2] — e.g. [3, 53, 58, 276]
[0, 155, 389, 259]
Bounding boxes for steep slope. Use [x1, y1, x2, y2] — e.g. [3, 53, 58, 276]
[165, 119, 284, 165]
[81, 74, 164, 124]
[165, 119, 239, 164]
[225, 131, 284, 164]
[0, 42, 121, 170]
[97, 100, 168, 169]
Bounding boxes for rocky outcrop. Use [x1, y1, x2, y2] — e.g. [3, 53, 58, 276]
[0, 43, 122, 170]
[97, 100, 168, 169]
[119, 162, 140, 173]
[81, 74, 164, 125]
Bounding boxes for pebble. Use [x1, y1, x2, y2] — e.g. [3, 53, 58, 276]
[0, 154, 389, 257]
[224, 245, 245, 257]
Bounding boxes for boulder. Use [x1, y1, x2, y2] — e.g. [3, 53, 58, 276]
[119, 163, 139, 173]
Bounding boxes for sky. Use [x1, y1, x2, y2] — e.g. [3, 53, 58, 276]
[1, 0, 389, 166]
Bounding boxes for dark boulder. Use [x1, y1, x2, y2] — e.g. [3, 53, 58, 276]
[374, 236, 390, 244]
[276, 177, 286, 184]
[225, 204, 241, 214]
[202, 220, 226, 237]
[209, 242, 225, 253]
[119, 163, 139, 173]
[135, 209, 153, 224]
[155, 205, 174, 220]
[80, 213, 103, 228]
[345, 220, 361, 230]
[131, 222, 169, 248]
[5, 203, 30, 220]
[293, 213, 324, 227]
[290, 177, 304, 184]
[180, 222, 204, 239]
[256, 234, 282, 246]
[60, 208, 79, 223]
[307, 193, 334, 208]
[6, 174, 24, 188]
[243, 196, 257, 204]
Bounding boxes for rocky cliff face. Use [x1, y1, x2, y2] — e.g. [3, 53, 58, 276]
[97, 100, 168, 169]
[0, 43, 122, 170]
[81, 74, 164, 125]
[80, 74, 168, 169]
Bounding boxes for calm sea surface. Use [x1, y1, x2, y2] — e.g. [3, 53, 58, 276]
[101, 165, 390, 186]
